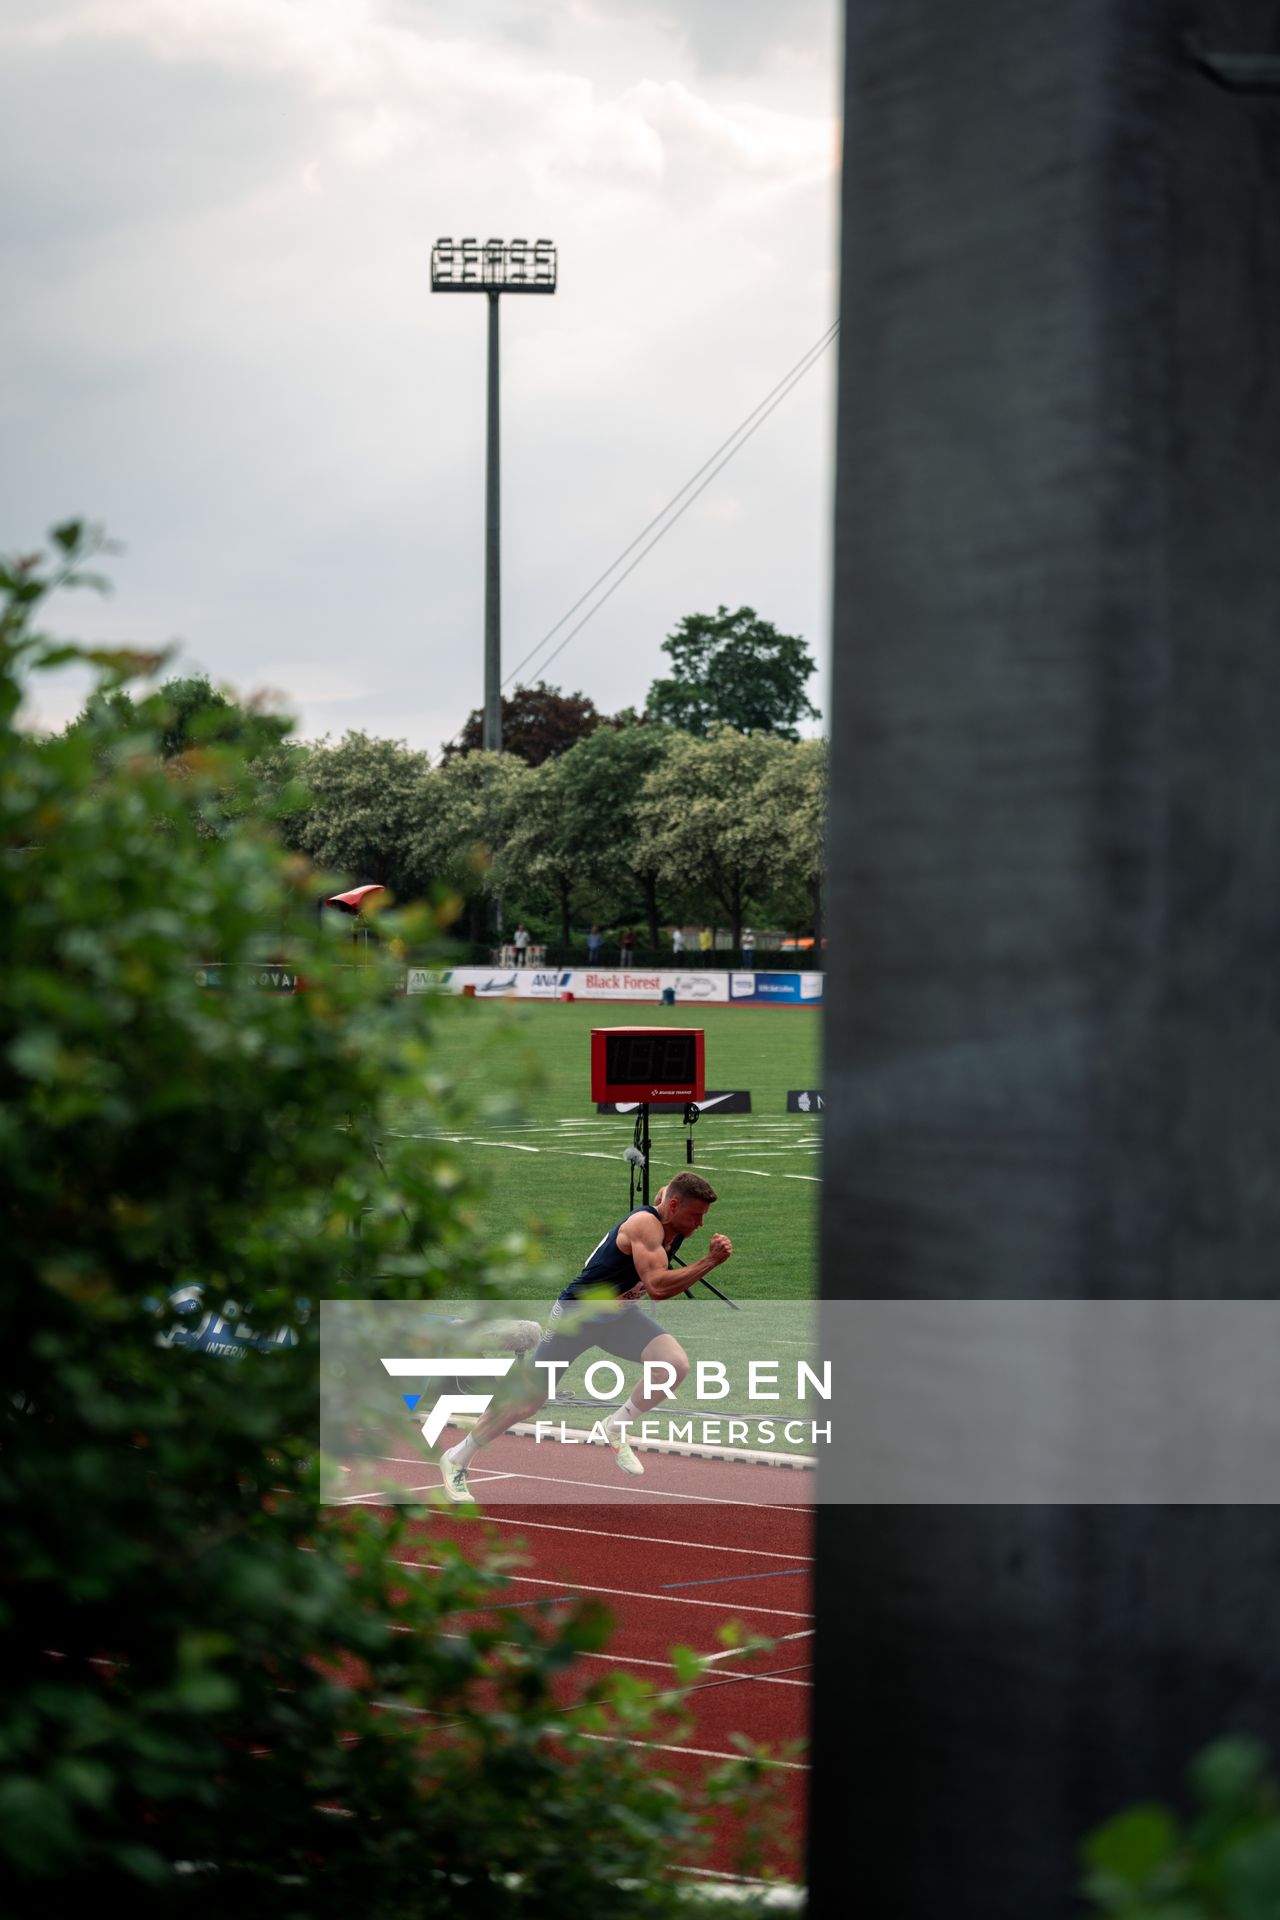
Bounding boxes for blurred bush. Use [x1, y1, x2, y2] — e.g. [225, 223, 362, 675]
[0, 524, 755, 1915]
[1081, 1737, 1280, 1920]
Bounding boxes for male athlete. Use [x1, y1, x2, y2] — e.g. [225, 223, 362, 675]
[440, 1171, 731, 1502]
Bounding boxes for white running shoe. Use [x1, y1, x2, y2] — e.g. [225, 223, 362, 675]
[439, 1451, 475, 1504]
[605, 1423, 645, 1477]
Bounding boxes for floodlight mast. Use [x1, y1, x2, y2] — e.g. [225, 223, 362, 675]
[430, 237, 558, 753]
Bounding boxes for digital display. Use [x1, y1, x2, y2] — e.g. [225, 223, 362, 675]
[604, 1031, 697, 1087]
[591, 1027, 705, 1103]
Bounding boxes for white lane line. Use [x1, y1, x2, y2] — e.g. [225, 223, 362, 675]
[362, 1704, 809, 1769]
[549, 1648, 811, 1688]
[385, 1129, 821, 1182]
[429, 1512, 811, 1561]
[388, 1558, 813, 1620]
[337, 1471, 515, 1504]
[576, 1732, 808, 1772]
[376, 1457, 813, 1513]
[704, 1628, 814, 1662]
[380, 1625, 814, 1688]
[335, 1483, 439, 1504]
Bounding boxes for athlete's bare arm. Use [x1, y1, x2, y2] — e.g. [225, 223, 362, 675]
[620, 1209, 733, 1303]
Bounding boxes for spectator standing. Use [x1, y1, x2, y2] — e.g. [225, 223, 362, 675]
[741, 927, 756, 968]
[620, 927, 635, 969]
[587, 924, 603, 964]
[513, 922, 531, 967]
[671, 926, 685, 958]
[699, 926, 713, 957]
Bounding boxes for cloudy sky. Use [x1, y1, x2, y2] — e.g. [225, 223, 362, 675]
[3, 0, 840, 752]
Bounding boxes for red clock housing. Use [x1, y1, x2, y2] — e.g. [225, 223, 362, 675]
[590, 1027, 705, 1104]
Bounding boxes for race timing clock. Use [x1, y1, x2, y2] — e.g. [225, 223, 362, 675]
[590, 1027, 705, 1104]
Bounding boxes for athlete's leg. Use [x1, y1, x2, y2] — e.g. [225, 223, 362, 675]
[601, 1332, 689, 1479]
[440, 1329, 577, 1500]
[456, 1380, 548, 1452]
[631, 1332, 690, 1413]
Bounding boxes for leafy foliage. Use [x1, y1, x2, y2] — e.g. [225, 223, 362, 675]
[1081, 1738, 1280, 1920]
[444, 681, 605, 766]
[408, 748, 525, 932]
[0, 526, 791, 1913]
[75, 673, 296, 763]
[281, 729, 433, 900]
[753, 736, 827, 945]
[637, 726, 801, 944]
[68, 673, 302, 840]
[514, 723, 676, 946]
[646, 606, 820, 740]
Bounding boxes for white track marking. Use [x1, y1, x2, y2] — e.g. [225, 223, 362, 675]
[388, 1558, 812, 1620]
[385, 1126, 823, 1185]
[425, 1512, 810, 1561]
[376, 1456, 813, 1512]
[335, 1483, 439, 1504]
[575, 1732, 808, 1771]
[384, 1625, 813, 1683]
[362, 1704, 809, 1770]
[535, 1647, 810, 1688]
[703, 1629, 814, 1662]
[336, 1471, 515, 1504]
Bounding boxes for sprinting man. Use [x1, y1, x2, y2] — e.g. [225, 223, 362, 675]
[440, 1172, 731, 1502]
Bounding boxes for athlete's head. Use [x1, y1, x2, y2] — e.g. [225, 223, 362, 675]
[657, 1171, 718, 1238]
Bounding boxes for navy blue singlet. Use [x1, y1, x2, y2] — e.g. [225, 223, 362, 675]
[558, 1206, 684, 1305]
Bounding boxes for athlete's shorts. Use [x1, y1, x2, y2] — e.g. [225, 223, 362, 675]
[530, 1298, 666, 1374]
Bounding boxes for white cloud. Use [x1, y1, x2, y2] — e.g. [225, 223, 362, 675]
[1, 0, 838, 748]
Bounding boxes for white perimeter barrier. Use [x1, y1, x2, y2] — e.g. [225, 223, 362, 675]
[405, 966, 824, 1005]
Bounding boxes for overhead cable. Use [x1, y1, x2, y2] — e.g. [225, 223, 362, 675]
[502, 317, 840, 689]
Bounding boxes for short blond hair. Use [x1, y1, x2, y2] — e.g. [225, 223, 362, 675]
[662, 1171, 717, 1205]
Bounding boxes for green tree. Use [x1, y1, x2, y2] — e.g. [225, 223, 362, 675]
[755, 736, 827, 947]
[70, 673, 301, 839]
[0, 526, 771, 1914]
[282, 730, 432, 900]
[444, 681, 605, 766]
[410, 749, 525, 939]
[646, 606, 821, 740]
[551, 722, 675, 948]
[74, 673, 295, 763]
[638, 726, 800, 947]
[501, 758, 577, 948]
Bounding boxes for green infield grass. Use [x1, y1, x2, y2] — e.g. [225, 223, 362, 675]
[384, 997, 822, 1304]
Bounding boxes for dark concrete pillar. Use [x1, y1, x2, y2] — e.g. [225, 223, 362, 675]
[813, 2, 1280, 1913]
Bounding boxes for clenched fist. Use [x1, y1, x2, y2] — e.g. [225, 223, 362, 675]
[707, 1233, 733, 1266]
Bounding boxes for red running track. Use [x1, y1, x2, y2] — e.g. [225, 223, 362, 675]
[335, 1427, 813, 1883]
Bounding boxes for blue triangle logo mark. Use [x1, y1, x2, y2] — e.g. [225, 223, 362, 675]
[401, 1393, 421, 1412]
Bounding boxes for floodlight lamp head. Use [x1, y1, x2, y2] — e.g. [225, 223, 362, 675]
[431, 234, 558, 294]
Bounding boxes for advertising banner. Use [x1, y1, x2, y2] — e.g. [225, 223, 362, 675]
[406, 966, 819, 1004]
[517, 969, 576, 998]
[195, 964, 303, 993]
[666, 971, 730, 1003]
[728, 971, 824, 1005]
